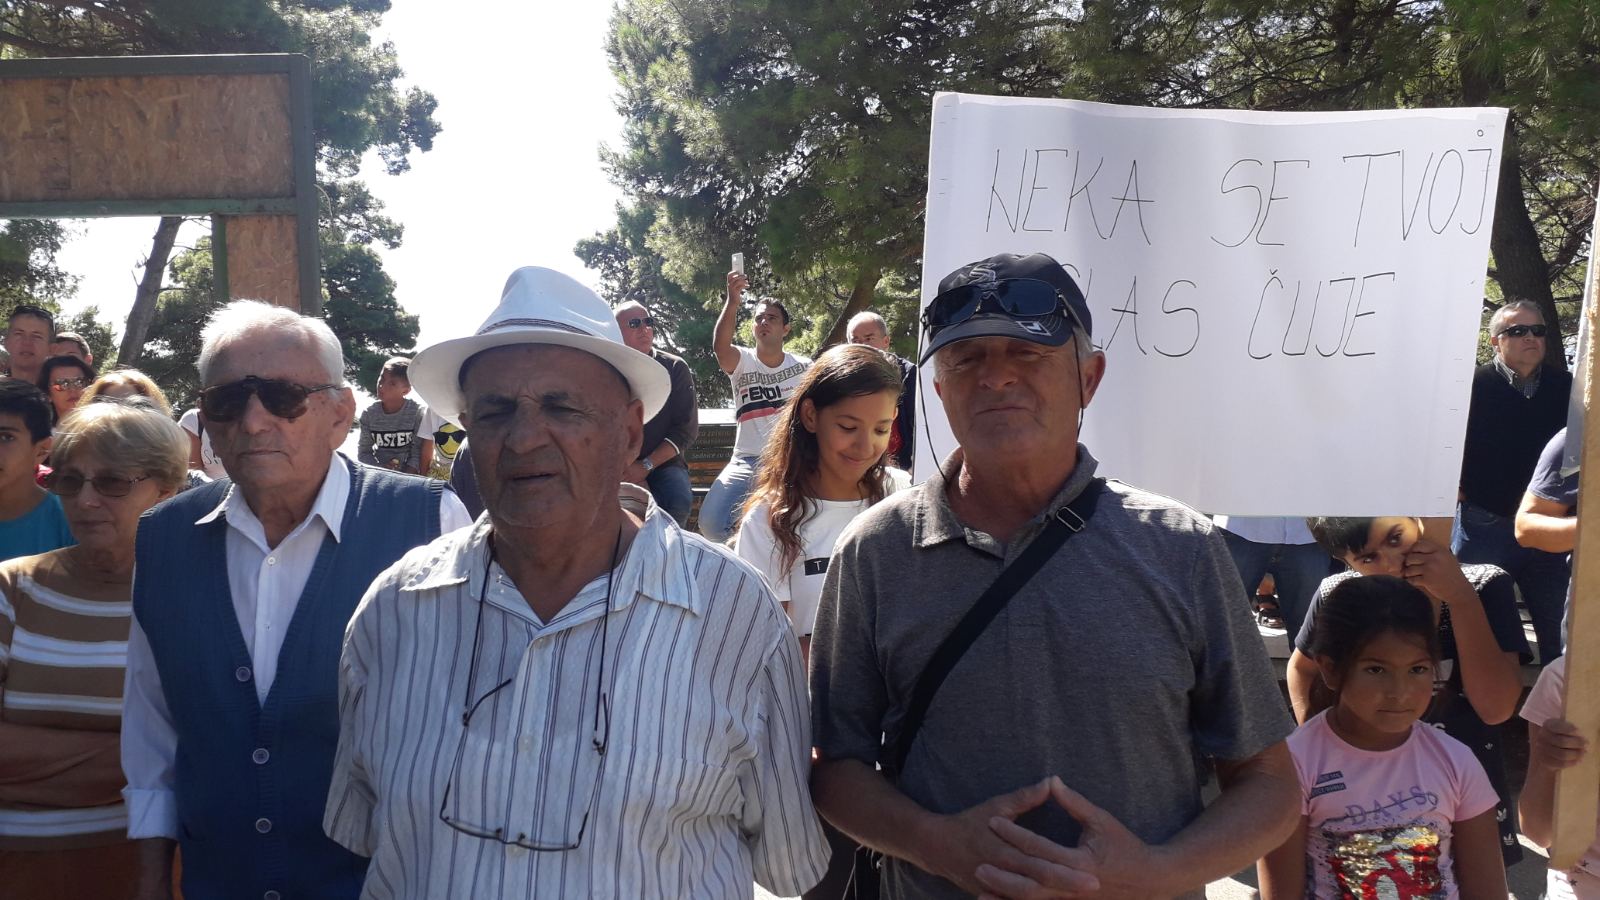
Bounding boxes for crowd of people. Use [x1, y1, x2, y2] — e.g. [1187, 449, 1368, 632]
[0, 249, 1593, 900]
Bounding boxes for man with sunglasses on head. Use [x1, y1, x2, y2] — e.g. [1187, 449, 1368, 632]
[809, 252, 1298, 899]
[120, 300, 470, 900]
[614, 299, 699, 526]
[4, 304, 54, 388]
[322, 267, 828, 898]
[1455, 298, 1572, 665]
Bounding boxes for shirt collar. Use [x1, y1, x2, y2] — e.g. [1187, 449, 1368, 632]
[913, 444, 1101, 550]
[1493, 356, 1542, 397]
[194, 451, 351, 544]
[398, 483, 701, 617]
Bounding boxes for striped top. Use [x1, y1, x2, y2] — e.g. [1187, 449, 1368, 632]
[0, 549, 132, 849]
[324, 486, 830, 899]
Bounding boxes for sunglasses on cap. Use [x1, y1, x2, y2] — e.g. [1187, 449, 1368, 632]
[623, 316, 656, 329]
[200, 375, 340, 422]
[922, 278, 1083, 334]
[45, 471, 151, 498]
[1496, 323, 1547, 339]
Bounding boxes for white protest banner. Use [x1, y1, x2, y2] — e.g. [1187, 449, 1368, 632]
[916, 93, 1507, 516]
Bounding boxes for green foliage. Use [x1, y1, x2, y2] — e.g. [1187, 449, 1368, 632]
[591, 0, 1599, 377]
[0, 220, 77, 310]
[137, 238, 221, 407]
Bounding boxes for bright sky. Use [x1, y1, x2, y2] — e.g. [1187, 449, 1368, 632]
[52, 1, 626, 355]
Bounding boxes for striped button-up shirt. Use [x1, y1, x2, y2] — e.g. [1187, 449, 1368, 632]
[324, 488, 829, 899]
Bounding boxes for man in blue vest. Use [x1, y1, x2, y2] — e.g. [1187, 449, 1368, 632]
[121, 300, 471, 900]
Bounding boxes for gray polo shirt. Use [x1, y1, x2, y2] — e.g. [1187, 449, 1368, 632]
[809, 445, 1294, 900]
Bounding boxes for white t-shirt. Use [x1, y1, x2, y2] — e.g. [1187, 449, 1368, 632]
[729, 347, 810, 458]
[1521, 656, 1600, 898]
[735, 468, 910, 637]
[1289, 710, 1499, 899]
[178, 408, 227, 480]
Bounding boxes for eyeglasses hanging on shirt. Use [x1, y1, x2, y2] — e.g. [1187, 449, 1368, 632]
[438, 530, 618, 851]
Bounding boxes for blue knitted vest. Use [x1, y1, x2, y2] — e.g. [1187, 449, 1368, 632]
[134, 460, 442, 900]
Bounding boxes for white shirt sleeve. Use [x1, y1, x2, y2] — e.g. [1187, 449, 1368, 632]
[439, 490, 473, 533]
[178, 408, 201, 438]
[733, 505, 789, 607]
[121, 611, 180, 840]
[415, 405, 445, 440]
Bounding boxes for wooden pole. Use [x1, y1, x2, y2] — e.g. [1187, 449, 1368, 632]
[1552, 197, 1600, 870]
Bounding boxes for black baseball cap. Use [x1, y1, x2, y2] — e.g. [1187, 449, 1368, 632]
[920, 252, 1092, 364]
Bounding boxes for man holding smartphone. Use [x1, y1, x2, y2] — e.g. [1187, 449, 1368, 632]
[702, 259, 810, 542]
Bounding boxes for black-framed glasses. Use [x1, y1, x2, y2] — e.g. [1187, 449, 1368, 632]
[922, 278, 1080, 334]
[50, 377, 89, 391]
[1496, 323, 1547, 339]
[199, 376, 339, 422]
[438, 532, 618, 851]
[623, 316, 655, 329]
[45, 471, 150, 498]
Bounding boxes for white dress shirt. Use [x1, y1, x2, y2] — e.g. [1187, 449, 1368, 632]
[122, 453, 471, 839]
[324, 486, 829, 899]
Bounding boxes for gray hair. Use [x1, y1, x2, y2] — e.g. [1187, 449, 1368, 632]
[1489, 299, 1544, 337]
[197, 300, 346, 386]
[847, 311, 888, 334]
[52, 398, 190, 493]
[929, 333, 1098, 383]
[613, 299, 648, 317]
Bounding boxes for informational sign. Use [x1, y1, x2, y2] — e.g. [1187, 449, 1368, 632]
[916, 93, 1507, 516]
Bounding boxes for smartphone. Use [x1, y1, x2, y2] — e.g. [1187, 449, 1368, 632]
[732, 252, 745, 275]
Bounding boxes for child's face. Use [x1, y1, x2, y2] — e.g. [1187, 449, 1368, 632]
[1340, 516, 1423, 577]
[0, 412, 47, 493]
[1321, 630, 1435, 746]
[376, 371, 409, 403]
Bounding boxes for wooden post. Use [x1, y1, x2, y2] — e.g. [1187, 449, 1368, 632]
[1552, 198, 1600, 870]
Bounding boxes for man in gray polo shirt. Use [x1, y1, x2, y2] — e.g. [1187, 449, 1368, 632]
[809, 252, 1298, 899]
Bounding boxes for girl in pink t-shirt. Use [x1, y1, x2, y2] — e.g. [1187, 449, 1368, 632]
[1259, 575, 1507, 899]
[1518, 656, 1600, 898]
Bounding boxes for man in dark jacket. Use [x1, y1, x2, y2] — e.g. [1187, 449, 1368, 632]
[615, 300, 700, 526]
[1455, 298, 1572, 663]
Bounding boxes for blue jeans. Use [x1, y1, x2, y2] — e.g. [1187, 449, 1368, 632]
[1453, 500, 1569, 663]
[1218, 530, 1336, 640]
[645, 464, 693, 528]
[700, 455, 759, 543]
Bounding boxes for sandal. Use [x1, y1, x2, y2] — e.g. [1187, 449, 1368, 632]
[1253, 597, 1286, 630]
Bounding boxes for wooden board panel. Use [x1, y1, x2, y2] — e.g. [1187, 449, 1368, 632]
[225, 215, 301, 310]
[0, 74, 293, 202]
[1553, 194, 1600, 870]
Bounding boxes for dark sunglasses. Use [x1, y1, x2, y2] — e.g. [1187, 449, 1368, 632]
[46, 471, 150, 498]
[50, 377, 89, 391]
[623, 316, 656, 329]
[923, 278, 1080, 333]
[200, 376, 339, 422]
[1496, 323, 1547, 339]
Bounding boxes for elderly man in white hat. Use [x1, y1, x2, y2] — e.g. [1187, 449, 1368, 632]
[323, 267, 829, 899]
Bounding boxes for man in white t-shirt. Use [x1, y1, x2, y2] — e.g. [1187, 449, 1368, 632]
[701, 270, 810, 541]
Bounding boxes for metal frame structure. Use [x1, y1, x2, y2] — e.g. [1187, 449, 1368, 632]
[0, 53, 320, 312]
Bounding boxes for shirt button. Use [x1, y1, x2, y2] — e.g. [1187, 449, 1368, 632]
[252, 748, 270, 765]
[235, 666, 252, 683]
[518, 736, 533, 753]
[267, 557, 277, 566]
[255, 817, 272, 834]
[264, 892, 281, 900]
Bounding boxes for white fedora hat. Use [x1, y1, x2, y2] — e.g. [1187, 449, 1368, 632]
[409, 266, 670, 427]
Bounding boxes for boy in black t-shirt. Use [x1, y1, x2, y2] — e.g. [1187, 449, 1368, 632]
[1290, 515, 1529, 866]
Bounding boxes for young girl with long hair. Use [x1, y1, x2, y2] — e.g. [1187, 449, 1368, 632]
[734, 344, 909, 662]
[1259, 574, 1507, 899]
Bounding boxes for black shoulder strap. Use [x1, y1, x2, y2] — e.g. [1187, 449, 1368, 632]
[887, 477, 1106, 775]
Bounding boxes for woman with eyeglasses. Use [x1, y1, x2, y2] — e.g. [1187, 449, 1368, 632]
[36, 353, 98, 428]
[0, 398, 188, 898]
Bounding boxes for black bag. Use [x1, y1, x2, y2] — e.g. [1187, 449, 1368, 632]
[838, 479, 1106, 900]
